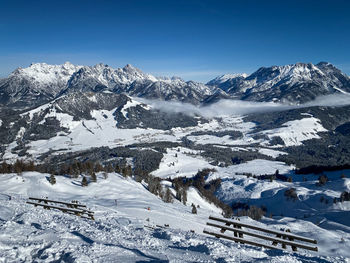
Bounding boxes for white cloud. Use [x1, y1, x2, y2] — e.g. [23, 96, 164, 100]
[137, 93, 350, 118]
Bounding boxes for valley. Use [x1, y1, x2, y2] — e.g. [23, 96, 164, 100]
[0, 61, 350, 262]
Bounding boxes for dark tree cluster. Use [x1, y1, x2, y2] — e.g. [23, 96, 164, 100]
[145, 175, 174, 203]
[0, 159, 136, 184]
[234, 205, 266, 221]
[296, 164, 350, 175]
[170, 168, 233, 218]
[0, 160, 36, 174]
[236, 170, 289, 182]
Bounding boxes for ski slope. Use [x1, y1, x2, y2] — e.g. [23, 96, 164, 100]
[0, 172, 349, 262]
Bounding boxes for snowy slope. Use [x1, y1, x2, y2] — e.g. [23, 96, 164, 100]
[0, 172, 348, 262]
[260, 117, 328, 147]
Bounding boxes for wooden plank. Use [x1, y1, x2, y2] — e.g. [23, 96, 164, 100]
[203, 229, 278, 250]
[209, 216, 317, 244]
[26, 201, 92, 215]
[207, 222, 318, 252]
[28, 197, 87, 208]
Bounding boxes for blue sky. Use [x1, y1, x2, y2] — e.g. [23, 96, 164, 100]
[0, 0, 349, 82]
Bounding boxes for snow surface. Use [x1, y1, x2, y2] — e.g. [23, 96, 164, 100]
[120, 99, 150, 120]
[151, 147, 214, 179]
[257, 148, 288, 158]
[261, 117, 328, 146]
[213, 168, 350, 259]
[10, 62, 82, 95]
[0, 172, 348, 262]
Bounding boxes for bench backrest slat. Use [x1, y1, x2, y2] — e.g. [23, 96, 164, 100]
[207, 222, 318, 252]
[204, 229, 278, 250]
[209, 216, 317, 244]
[29, 197, 87, 208]
[26, 201, 93, 215]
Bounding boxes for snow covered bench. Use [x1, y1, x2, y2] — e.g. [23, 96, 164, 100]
[204, 216, 318, 252]
[26, 197, 94, 220]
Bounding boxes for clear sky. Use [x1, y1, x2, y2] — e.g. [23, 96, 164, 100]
[0, 0, 349, 82]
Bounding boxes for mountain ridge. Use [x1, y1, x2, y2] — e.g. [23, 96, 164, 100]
[1, 61, 349, 109]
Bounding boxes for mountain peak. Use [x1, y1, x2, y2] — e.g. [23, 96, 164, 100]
[124, 63, 134, 69]
[122, 64, 141, 73]
[207, 73, 247, 86]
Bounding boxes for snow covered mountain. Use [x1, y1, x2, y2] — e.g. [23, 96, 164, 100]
[0, 62, 82, 108]
[64, 63, 158, 93]
[208, 62, 350, 103]
[1, 61, 349, 109]
[0, 62, 216, 108]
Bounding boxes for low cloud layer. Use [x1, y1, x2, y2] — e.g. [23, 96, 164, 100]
[137, 93, 350, 118]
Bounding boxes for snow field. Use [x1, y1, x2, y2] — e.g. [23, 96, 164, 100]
[0, 172, 346, 262]
[260, 117, 328, 147]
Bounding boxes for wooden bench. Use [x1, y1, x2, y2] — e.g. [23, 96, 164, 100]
[26, 198, 94, 220]
[204, 216, 318, 252]
[28, 197, 87, 209]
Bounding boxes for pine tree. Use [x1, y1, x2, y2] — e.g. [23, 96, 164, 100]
[91, 172, 97, 183]
[182, 188, 187, 205]
[27, 161, 35, 171]
[191, 203, 197, 214]
[81, 176, 88, 187]
[0, 162, 11, 173]
[114, 164, 121, 173]
[49, 174, 56, 185]
[13, 159, 23, 175]
[106, 164, 114, 173]
[121, 165, 132, 177]
[176, 188, 182, 201]
[164, 188, 173, 203]
[94, 162, 103, 172]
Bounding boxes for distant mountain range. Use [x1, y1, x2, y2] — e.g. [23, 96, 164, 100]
[0, 61, 349, 109]
[207, 62, 350, 103]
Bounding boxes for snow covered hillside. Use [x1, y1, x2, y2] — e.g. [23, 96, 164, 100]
[0, 172, 348, 262]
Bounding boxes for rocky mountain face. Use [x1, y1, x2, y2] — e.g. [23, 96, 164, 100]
[0, 62, 82, 108]
[207, 62, 350, 104]
[63, 63, 216, 105]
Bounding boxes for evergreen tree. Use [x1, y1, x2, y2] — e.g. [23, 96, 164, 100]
[13, 159, 23, 175]
[318, 174, 328, 185]
[176, 188, 182, 201]
[114, 164, 121, 173]
[81, 176, 88, 187]
[0, 162, 11, 173]
[49, 174, 56, 185]
[91, 172, 97, 183]
[121, 165, 132, 177]
[27, 161, 35, 171]
[164, 188, 173, 203]
[94, 162, 103, 172]
[182, 187, 187, 205]
[191, 203, 197, 214]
